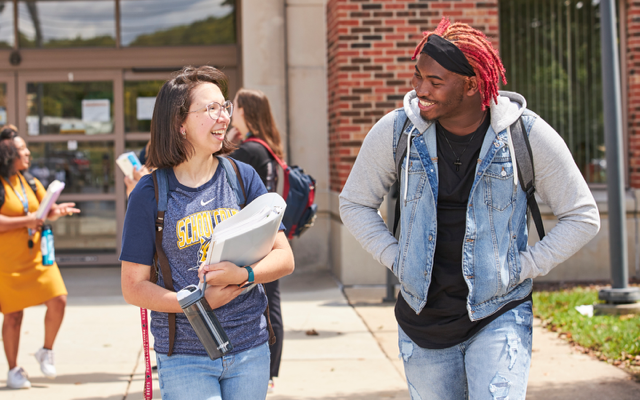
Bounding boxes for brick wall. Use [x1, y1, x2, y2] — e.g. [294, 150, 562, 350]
[628, 0, 640, 188]
[327, 0, 499, 193]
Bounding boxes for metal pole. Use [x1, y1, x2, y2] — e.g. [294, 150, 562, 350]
[598, 0, 640, 304]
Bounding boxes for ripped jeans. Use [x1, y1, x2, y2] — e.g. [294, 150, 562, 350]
[398, 301, 533, 400]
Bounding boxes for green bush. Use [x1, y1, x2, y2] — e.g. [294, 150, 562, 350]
[533, 287, 640, 378]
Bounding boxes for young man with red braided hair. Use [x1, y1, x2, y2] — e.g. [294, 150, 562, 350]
[340, 18, 599, 399]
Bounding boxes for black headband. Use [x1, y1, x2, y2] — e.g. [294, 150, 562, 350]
[422, 34, 475, 77]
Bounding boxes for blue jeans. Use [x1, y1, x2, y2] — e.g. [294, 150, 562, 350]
[398, 301, 533, 400]
[156, 342, 270, 400]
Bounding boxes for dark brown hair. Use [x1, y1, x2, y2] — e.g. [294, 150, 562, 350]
[236, 88, 284, 159]
[146, 65, 236, 169]
[0, 138, 18, 178]
[0, 124, 18, 140]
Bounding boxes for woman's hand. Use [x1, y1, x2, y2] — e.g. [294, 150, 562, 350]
[198, 261, 248, 287]
[125, 165, 151, 198]
[25, 212, 44, 230]
[47, 202, 80, 221]
[204, 284, 243, 309]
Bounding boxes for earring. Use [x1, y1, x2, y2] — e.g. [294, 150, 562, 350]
[181, 129, 186, 137]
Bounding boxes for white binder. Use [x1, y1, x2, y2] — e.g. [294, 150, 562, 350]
[205, 192, 286, 268]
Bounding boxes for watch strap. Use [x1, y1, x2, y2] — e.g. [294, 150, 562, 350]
[244, 265, 254, 284]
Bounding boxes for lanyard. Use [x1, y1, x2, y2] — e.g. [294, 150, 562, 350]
[10, 175, 34, 241]
[140, 308, 153, 400]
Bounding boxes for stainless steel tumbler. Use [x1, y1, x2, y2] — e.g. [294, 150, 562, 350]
[177, 275, 233, 360]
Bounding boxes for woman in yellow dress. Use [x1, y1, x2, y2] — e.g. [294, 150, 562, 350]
[0, 127, 80, 389]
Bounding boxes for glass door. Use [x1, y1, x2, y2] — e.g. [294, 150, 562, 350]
[17, 70, 124, 266]
[0, 73, 16, 128]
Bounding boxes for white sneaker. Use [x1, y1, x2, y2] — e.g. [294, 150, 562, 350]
[34, 347, 56, 379]
[7, 367, 31, 389]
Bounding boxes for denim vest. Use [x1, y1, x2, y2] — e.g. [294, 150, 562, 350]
[392, 109, 534, 320]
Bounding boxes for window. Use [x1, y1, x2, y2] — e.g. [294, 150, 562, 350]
[18, 1, 116, 48]
[48, 200, 117, 251]
[0, 83, 7, 125]
[124, 80, 165, 133]
[499, 0, 605, 183]
[26, 81, 114, 135]
[0, 2, 14, 49]
[120, 0, 236, 47]
[28, 141, 116, 194]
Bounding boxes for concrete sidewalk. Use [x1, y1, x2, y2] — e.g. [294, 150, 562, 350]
[0, 267, 638, 399]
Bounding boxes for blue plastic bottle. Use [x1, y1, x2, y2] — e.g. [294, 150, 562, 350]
[41, 225, 55, 266]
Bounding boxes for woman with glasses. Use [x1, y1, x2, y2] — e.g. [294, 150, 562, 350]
[120, 66, 294, 399]
[0, 126, 80, 389]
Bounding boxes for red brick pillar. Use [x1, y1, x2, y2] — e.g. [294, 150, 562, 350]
[627, 0, 640, 188]
[326, 0, 499, 193]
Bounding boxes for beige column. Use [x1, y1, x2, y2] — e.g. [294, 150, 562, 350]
[240, 0, 288, 151]
[285, 0, 330, 272]
[242, 0, 331, 272]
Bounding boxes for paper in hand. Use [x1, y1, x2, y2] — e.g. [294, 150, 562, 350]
[116, 151, 142, 179]
[36, 180, 65, 220]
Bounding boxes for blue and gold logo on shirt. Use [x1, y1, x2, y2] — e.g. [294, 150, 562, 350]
[176, 208, 237, 250]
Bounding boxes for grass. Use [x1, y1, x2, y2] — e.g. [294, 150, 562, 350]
[532, 286, 640, 379]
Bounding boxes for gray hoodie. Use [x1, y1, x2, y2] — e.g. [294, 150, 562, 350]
[340, 90, 600, 284]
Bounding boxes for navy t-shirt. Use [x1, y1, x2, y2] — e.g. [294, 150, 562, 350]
[120, 158, 274, 356]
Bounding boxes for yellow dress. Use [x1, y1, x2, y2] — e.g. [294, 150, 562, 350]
[0, 173, 67, 314]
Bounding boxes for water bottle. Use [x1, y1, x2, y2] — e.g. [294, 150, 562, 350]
[177, 274, 233, 360]
[41, 225, 55, 266]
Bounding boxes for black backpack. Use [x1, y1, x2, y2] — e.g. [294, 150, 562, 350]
[393, 116, 545, 240]
[0, 171, 39, 209]
[245, 137, 317, 239]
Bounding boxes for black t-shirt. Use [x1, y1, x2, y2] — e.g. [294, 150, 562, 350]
[230, 137, 278, 193]
[395, 112, 531, 349]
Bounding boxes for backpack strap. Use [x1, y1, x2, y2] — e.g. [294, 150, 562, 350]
[244, 137, 288, 170]
[20, 171, 38, 194]
[218, 156, 246, 208]
[0, 177, 5, 210]
[244, 137, 293, 203]
[510, 118, 545, 240]
[151, 168, 177, 356]
[392, 115, 412, 236]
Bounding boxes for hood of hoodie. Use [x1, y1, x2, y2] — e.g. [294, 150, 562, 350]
[402, 89, 527, 135]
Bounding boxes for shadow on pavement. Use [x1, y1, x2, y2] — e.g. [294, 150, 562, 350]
[284, 329, 370, 341]
[527, 379, 640, 400]
[269, 390, 409, 400]
[0, 372, 132, 387]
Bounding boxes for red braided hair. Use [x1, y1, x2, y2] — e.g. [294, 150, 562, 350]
[412, 18, 507, 109]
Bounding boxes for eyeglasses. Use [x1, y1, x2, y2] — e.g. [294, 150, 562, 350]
[187, 100, 233, 121]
